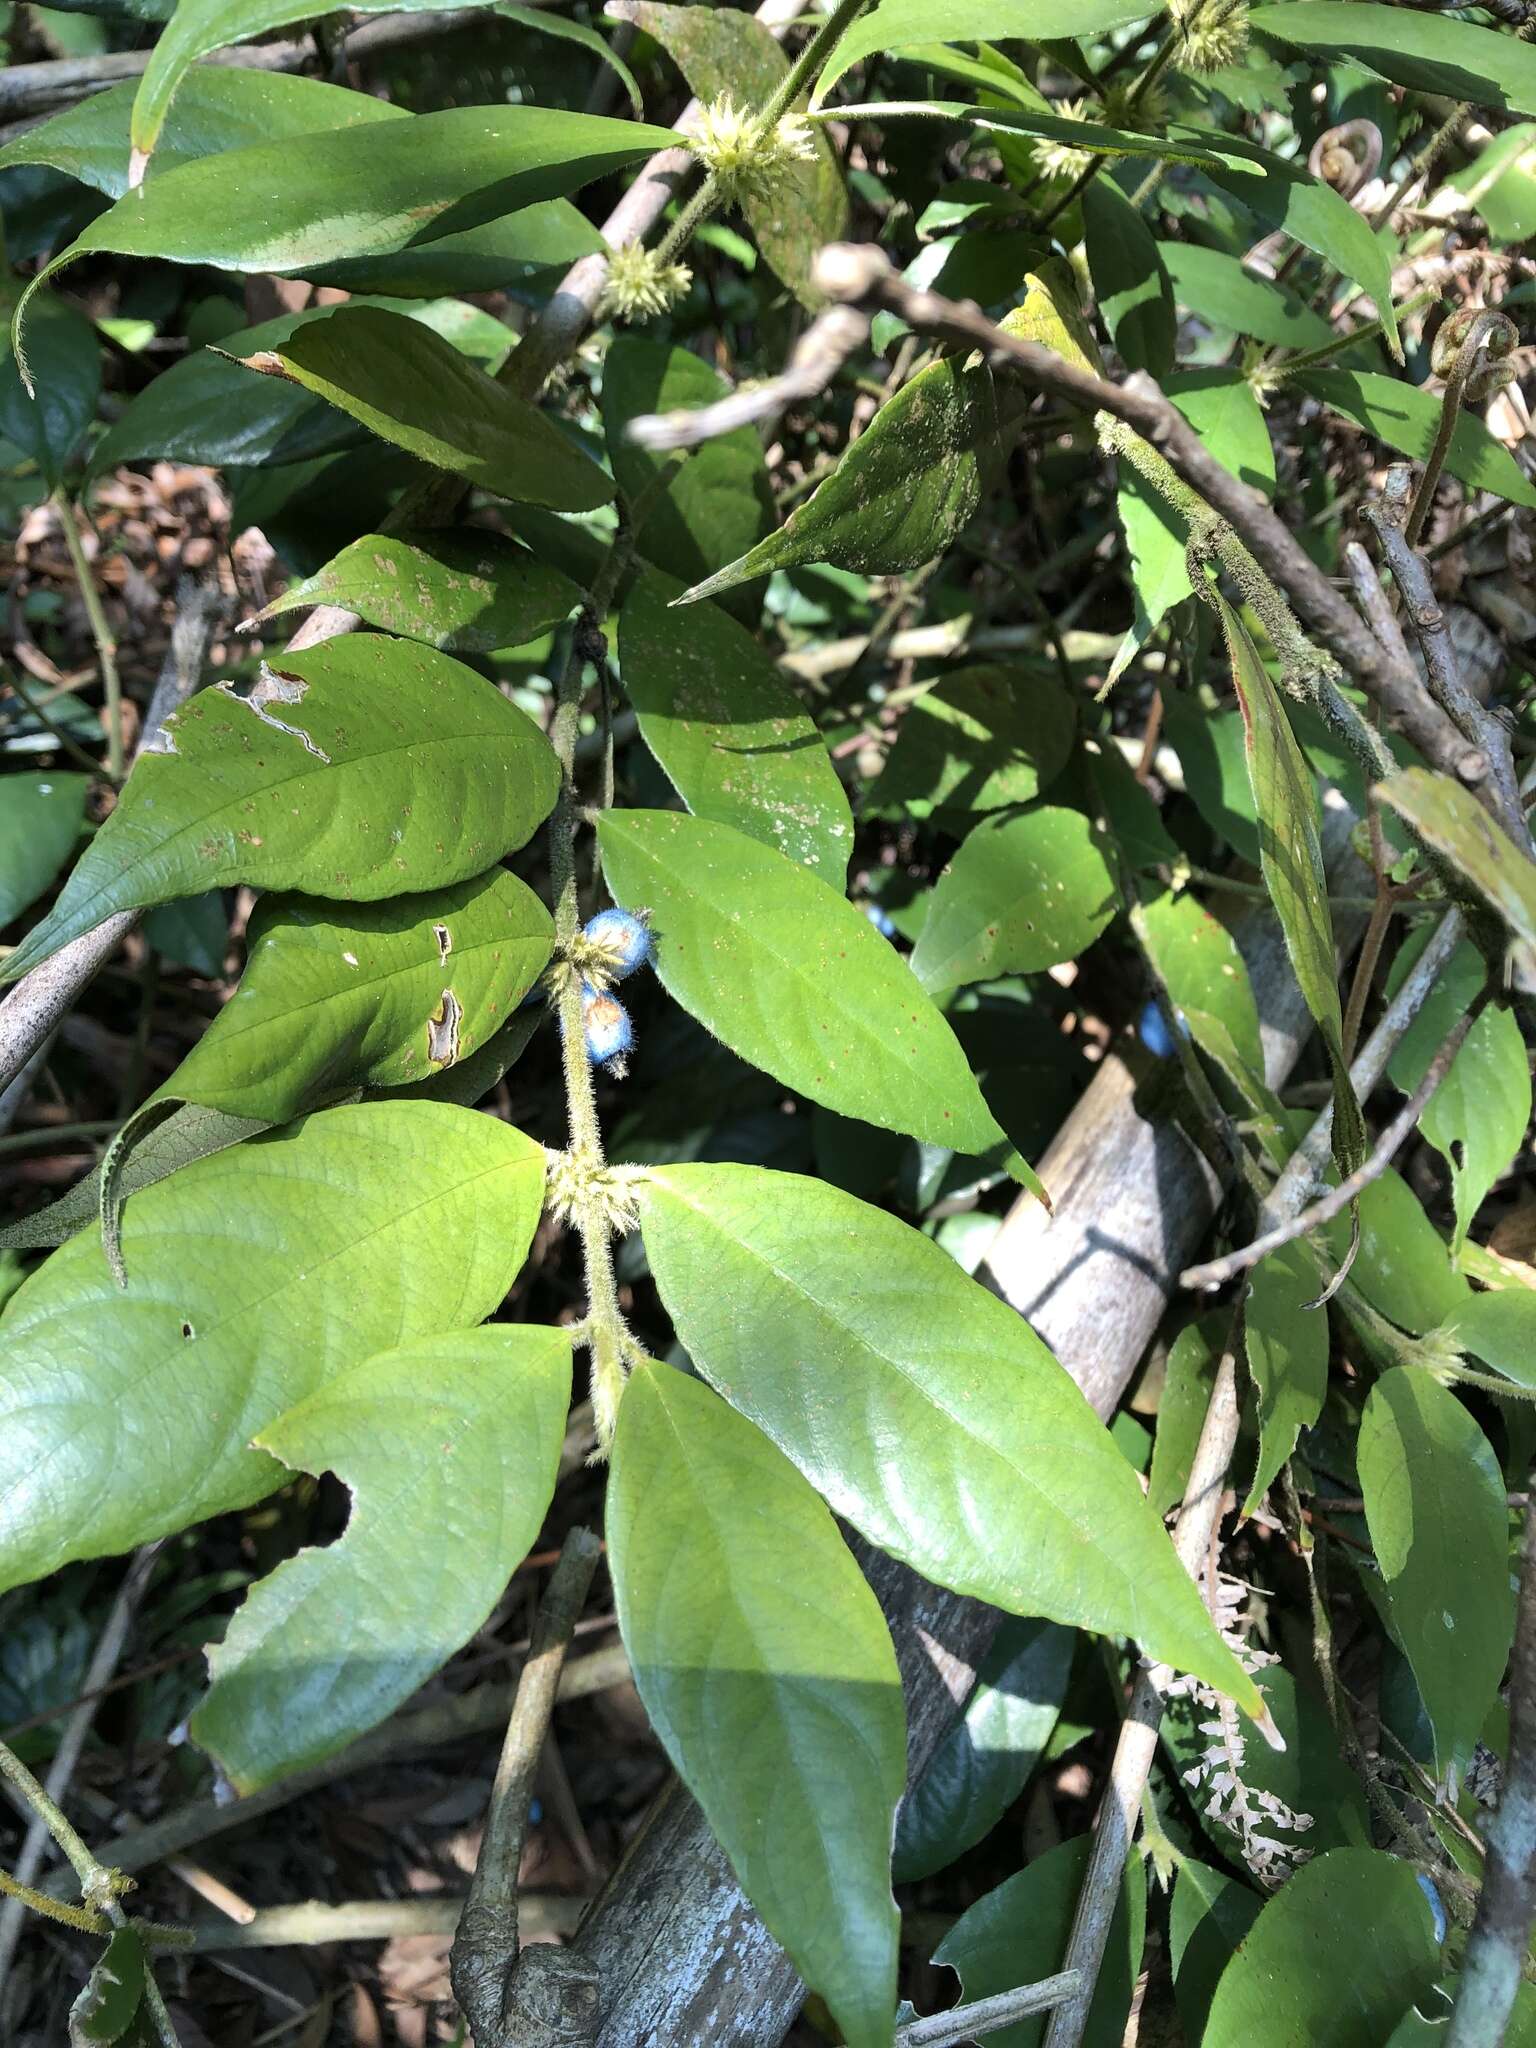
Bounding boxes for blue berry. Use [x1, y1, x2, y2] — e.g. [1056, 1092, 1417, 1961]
[583, 907, 652, 979]
[863, 902, 898, 940]
[583, 985, 634, 1069]
[1137, 997, 1189, 1059]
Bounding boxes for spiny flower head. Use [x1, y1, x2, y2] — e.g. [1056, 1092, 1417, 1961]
[1171, 0, 1251, 74]
[602, 241, 693, 324]
[1102, 78, 1173, 132]
[1034, 100, 1101, 185]
[691, 93, 817, 202]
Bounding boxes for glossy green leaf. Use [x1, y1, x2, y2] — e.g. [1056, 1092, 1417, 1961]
[876, 665, 1077, 817]
[1170, 1865, 1263, 2045]
[233, 306, 612, 513]
[911, 806, 1120, 995]
[603, 337, 775, 623]
[157, 870, 552, 1121]
[637, 1163, 1264, 1716]
[1352, 1169, 1471, 1337]
[1219, 593, 1365, 1178]
[1378, 767, 1536, 985]
[1243, 1243, 1329, 1514]
[0, 68, 400, 199]
[1297, 371, 1536, 512]
[814, 0, 1153, 103]
[934, 1836, 1145, 2048]
[0, 294, 99, 487]
[0, 1102, 545, 1593]
[1251, 3, 1536, 121]
[844, 99, 1269, 175]
[1083, 176, 1173, 377]
[893, 1617, 1073, 1882]
[618, 573, 852, 882]
[247, 530, 579, 654]
[194, 1325, 570, 1790]
[609, 1359, 903, 2048]
[1387, 930, 1528, 1249]
[614, 1, 847, 306]
[69, 1927, 144, 2047]
[1449, 122, 1536, 245]
[1205, 1849, 1439, 2046]
[1359, 1368, 1512, 1774]
[89, 299, 515, 480]
[14, 104, 676, 370]
[0, 772, 89, 927]
[1444, 1288, 1536, 1391]
[1, 637, 560, 985]
[678, 299, 1044, 604]
[599, 810, 1022, 1161]
[1135, 885, 1267, 1092]
[1157, 242, 1334, 350]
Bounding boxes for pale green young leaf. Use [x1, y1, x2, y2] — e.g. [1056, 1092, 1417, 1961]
[0, 773, 88, 927]
[193, 1326, 570, 1790]
[875, 665, 1077, 817]
[637, 1163, 1265, 1716]
[155, 871, 553, 1122]
[1, 637, 560, 985]
[609, 1360, 903, 2048]
[1359, 1369, 1512, 1775]
[910, 806, 1120, 994]
[1243, 1243, 1329, 1514]
[814, 0, 1154, 104]
[231, 306, 613, 513]
[1297, 371, 1536, 512]
[246, 531, 580, 654]
[1378, 767, 1536, 985]
[617, 570, 854, 882]
[1205, 1849, 1439, 2045]
[0, 1103, 545, 1594]
[1218, 592, 1366, 1178]
[1251, 3, 1536, 120]
[599, 810, 1028, 1167]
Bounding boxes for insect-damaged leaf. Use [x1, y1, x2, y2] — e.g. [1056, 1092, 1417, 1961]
[154, 869, 553, 1122]
[618, 570, 853, 883]
[599, 809, 1035, 1177]
[1, 636, 560, 985]
[68, 1927, 145, 2047]
[193, 1326, 571, 1789]
[609, 1360, 904, 2048]
[230, 306, 613, 514]
[637, 1163, 1264, 1719]
[1217, 593, 1365, 1184]
[0, 1102, 545, 1594]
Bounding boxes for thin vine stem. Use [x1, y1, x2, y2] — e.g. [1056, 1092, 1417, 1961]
[52, 487, 124, 783]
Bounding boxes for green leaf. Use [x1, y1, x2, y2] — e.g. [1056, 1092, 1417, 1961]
[599, 809, 1021, 1161]
[1083, 176, 1173, 377]
[0, 1102, 545, 1594]
[613, 1, 847, 306]
[677, 297, 1044, 604]
[233, 306, 613, 513]
[1352, 1169, 1471, 1336]
[246, 530, 579, 654]
[875, 664, 1077, 816]
[492, 3, 644, 118]
[156, 869, 552, 1121]
[814, 3, 1167, 105]
[1148, 1317, 1222, 1518]
[1387, 931, 1529, 1249]
[893, 1617, 1073, 1882]
[88, 299, 517, 479]
[0, 772, 88, 927]
[1443, 1287, 1536, 1391]
[1218, 592, 1365, 1178]
[842, 99, 1271, 176]
[1296, 371, 1536, 513]
[1134, 885, 1267, 1094]
[1359, 1368, 1512, 1775]
[608, 1359, 903, 2048]
[14, 104, 676, 369]
[69, 1927, 145, 2047]
[1205, 1848, 1440, 2046]
[602, 336, 775, 622]
[1170, 1865, 1263, 2046]
[1251, 3, 1536, 121]
[1242, 1243, 1329, 1514]
[143, 892, 228, 976]
[0, 295, 99, 487]
[1157, 242, 1334, 350]
[618, 571, 852, 882]
[1448, 122, 1536, 246]
[193, 1325, 570, 1790]
[636, 1162, 1265, 1716]
[933, 1836, 1145, 2048]
[0, 67, 400, 199]
[910, 806, 1120, 995]
[2, 637, 559, 985]
[1378, 767, 1536, 985]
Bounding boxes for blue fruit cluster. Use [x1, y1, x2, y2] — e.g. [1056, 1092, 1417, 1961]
[581, 907, 652, 1072]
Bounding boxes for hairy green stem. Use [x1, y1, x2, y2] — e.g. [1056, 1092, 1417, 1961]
[52, 487, 123, 783]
